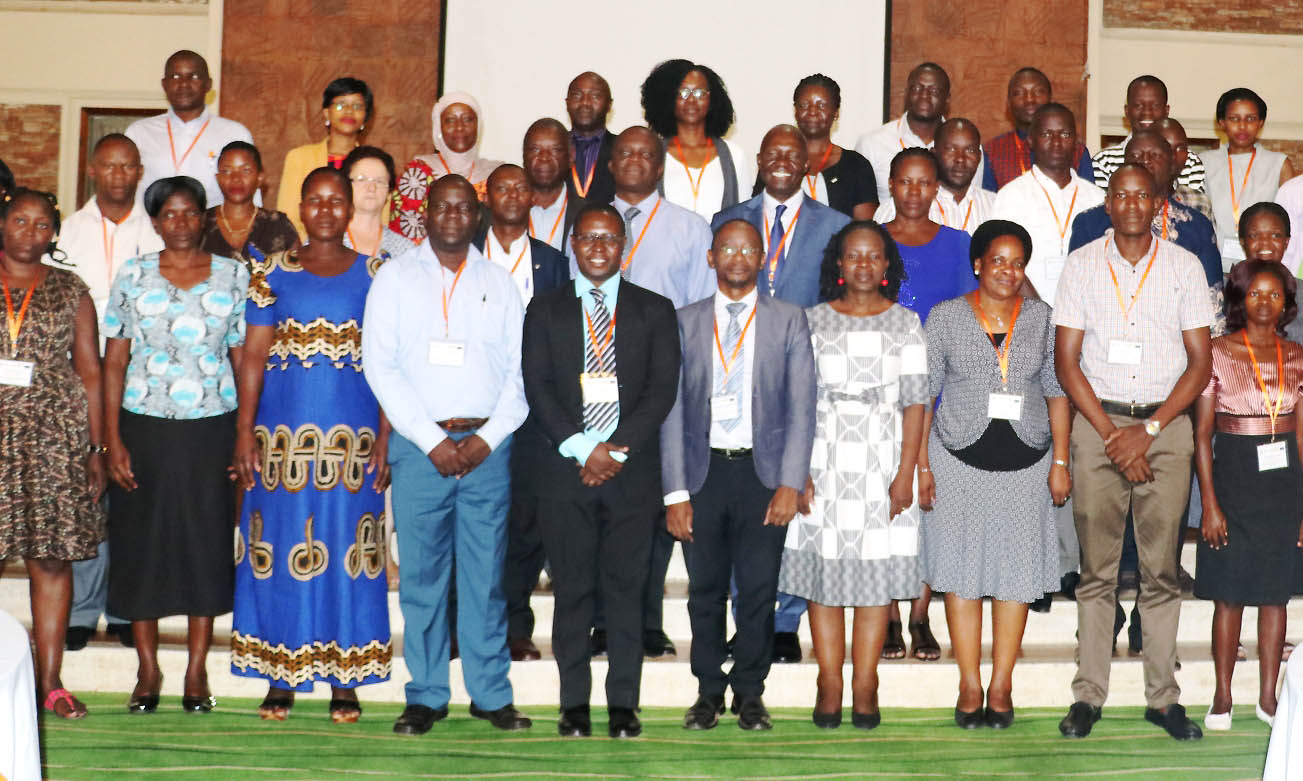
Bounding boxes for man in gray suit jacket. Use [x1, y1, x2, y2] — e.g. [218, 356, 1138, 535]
[661, 219, 817, 731]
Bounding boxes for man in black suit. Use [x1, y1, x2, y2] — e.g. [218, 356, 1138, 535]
[525, 118, 586, 253]
[474, 163, 570, 662]
[522, 203, 681, 738]
[566, 72, 616, 206]
[661, 219, 817, 730]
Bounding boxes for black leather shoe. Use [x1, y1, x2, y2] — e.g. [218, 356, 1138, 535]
[1144, 704, 1202, 740]
[772, 631, 802, 663]
[851, 710, 881, 730]
[1128, 606, 1143, 655]
[683, 694, 725, 730]
[181, 695, 216, 713]
[608, 706, 642, 738]
[65, 625, 94, 652]
[1059, 701, 1101, 738]
[643, 629, 676, 657]
[724, 634, 736, 660]
[393, 704, 448, 735]
[557, 706, 591, 737]
[106, 623, 135, 648]
[1061, 571, 1081, 601]
[127, 694, 159, 714]
[954, 708, 984, 729]
[470, 702, 533, 731]
[732, 695, 773, 730]
[812, 709, 841, 728]
[590, 629, 608, 658]
[1029, 593, 1053, 614]
[984, 707, 1014, 729]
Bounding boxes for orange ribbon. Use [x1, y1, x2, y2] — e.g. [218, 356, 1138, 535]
[804, 143, 835, 200]
[673, 137, 715, 210]
[1228, 147, 1258, 223]
[622, 198, 662, 272]
[1242, 329, 1285, 438]
[347, 225, 382, 257]
[487, 233, 529, 275]
[583, 302, 617, 366]
[936, 197, 974, 233]
[439, 261, 466, 337]
[713, 304, 757, 381]
[1103, 236, 1160, 321]
[973, 290, 1022, 387]
[1032, 172, 1080, 252]
[570, 160, 596, 199]
[2, 277, 36, 355]
[166, 117, 211, 173]
[763, 206, 802, 286]
[529, 199, 567, 247]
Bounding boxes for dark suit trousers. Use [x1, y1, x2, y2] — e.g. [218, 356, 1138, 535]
[683, 453, 786, 698]
[538, 485, 658, 709]
[502, 496, 545, 639]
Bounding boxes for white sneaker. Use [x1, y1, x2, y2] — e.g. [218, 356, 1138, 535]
[1204, 706, 1232, 731]
[1256, 704, 1275, 727]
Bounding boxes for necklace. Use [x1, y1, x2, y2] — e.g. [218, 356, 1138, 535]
[217, 204, 256, 239]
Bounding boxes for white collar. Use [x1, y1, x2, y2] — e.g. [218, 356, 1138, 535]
[165, 107, 212, 128]
[714, 287, 759, 313]
[762, 189, 805, 221]
[487, 228, 529, 259]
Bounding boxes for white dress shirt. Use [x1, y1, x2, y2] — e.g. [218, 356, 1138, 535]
[125, 108, 257, 208]
[762, 189, 806, 260]
[1276, 174, 1303, 276]
[661, 137, 754, 222]
[485, 228, 534, 305]
[529, 191, 568, 253]
[855, 114, 986, 209]
[49, 199, 164, 325]
[362, 242, 527, 455]
[991, 165, 1104, 306]
[872, 184, 996, 235]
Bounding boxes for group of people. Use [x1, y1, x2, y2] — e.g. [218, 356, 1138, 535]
[3, 47, 1303, 745]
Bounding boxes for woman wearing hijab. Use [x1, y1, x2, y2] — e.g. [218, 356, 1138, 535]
[389, 91, 502, 242]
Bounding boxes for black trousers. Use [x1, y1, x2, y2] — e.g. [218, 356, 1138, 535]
[502, 496, 545, 639]
[683, 453, 785, 699]
[538, 485, 658, 709]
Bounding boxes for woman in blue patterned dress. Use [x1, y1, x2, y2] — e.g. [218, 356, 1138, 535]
[231, 167, 391, 723]
[103, 176, 248, 714]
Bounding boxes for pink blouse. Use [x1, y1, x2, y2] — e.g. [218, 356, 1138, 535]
[1203, 335, 1303, 433]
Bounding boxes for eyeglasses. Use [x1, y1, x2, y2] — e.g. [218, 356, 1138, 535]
[332, 101, 367, 113]
[715, 246, 762, 259]
[677, 87, 709, 101]
[165, 73, 205, 82]
[350, 175, 388, 189]
[573, 233, 623, 246]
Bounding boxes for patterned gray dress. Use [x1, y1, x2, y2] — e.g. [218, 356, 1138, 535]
[778, 302, 928, 606]
[919, 296, 1064, 603]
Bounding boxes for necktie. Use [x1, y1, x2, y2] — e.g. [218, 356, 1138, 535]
[765, 203, 787, 295]
[583, 288, 619, 432]
[715, 302, 746, 431]
[620, 206, 641, 280]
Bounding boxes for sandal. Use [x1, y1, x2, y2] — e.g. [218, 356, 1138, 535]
[258, 692, 293, 721]
[329, 698, 362, 724]
[908, 620, 941, 661]
[882, 620, 906, 659]
[43, 687, 87, 720]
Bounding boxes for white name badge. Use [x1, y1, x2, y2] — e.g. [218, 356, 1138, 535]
[1222, 238, 1247, 263]
[987, 392, 1023, 421]
[427, 340, 465, 366]
[711, 393, 741, 421]
[580, 372, 619, 404]
[1258, 440, 1289, 471]
[1107, 339, 1143, 366]
[0, 359, 34, 387]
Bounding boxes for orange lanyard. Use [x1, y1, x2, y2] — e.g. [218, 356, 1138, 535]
[487, 234, 529, 275]
[673, 137, 715, 210]
[1228, 147, 1258, 223]
[583, 302, 617, 367]
[713, 304, 757, 380]
[1014, 133, 1030, 174]
[435, 151, 473, 182]
[438, 261, 466, 337]
[936, 197, 974, 232]
[529, 199, 566, 246]
[2, 277, 36, 355]
[622, 198, 662, 272]
[1104, 237, 1159, 320]
[1243, 330, 1285, 438]
[973, 290, 1022, 387]
[763, 206, 802, 285]
[1159, 201, 1169, 240]
[101, 216, 117, 282]
[804, 143, 834, 200]
[897, 116, 908, 150]
[570, 160, 596, 199]
[1032, 172, 1079, 252]
[347, 226, 382, 257]
[166, 117, 211, 173]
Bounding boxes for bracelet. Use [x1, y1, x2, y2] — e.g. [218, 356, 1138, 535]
[87, 444, 108, 455]
[918, 467, 931, 473]
[1053, 459, 1068, 467]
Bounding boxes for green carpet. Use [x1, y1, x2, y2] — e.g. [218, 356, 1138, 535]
[41, 694, 1271, 779]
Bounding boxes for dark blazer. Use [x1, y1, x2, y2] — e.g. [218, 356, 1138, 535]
[660, 293, 816, 495]
[711, 194, 851, 308]
[522, 279, 681, 502]
[558, 191, 586, 259]
[471, 232, 571, 297]
[568, 130, 616, 208]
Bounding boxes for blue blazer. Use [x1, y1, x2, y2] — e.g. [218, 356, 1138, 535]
[660, 293, 816, 495]
[711, 194, 851, 308]
[471, 233, 570, 296]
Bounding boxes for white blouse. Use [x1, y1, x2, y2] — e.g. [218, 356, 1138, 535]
[660, 137, 753, 222]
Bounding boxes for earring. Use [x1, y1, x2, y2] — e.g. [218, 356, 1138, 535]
[973, 268, 980, 277]
[880, 278, 888, 287]
[837, 277, 845, 286]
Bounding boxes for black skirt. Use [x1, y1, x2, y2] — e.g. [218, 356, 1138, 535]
[1194, 432, 1303, 605]
[107, 410, 236, 620]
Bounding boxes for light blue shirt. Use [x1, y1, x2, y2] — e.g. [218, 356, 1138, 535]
[362, 241, 527, 454]
[567, 191, 714, 309]
[558, 273, 624, 467]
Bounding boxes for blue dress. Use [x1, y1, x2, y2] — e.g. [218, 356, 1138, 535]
[894, 225, 976, 324]
[231, 250, 391, 691]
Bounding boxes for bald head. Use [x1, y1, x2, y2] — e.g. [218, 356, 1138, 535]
[523, 118, 570, 190]
[1125, 129, 1174, 196]
[610, 126, 664, 198]
[935, 118, 982, 191]
[1154, 117, 1192, 172]
[758, 124, 809, 200]
[566, 71, 611, 134]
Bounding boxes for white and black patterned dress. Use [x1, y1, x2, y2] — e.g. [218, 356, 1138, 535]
[919, 296, 1064, 603]
[778, 303, 928, 606]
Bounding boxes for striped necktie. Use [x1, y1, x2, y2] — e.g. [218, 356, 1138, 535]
[583, 288, 618, 432]
[715, 302, 746, 431]
[620, 206, 640, 280]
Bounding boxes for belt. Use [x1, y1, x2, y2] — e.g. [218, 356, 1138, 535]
[1099, 400, 1163, 419]
[709, 447, 753, 460]
[438, 417, 488, 433]
[1216, 412, 1295, 436]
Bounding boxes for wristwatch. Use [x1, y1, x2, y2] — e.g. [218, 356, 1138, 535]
[1144, 419, 1161, 437]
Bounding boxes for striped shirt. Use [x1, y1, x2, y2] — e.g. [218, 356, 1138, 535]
[1092, 137, 1205, 192]
[1203, 335, 1303, 417]
[1053, 230, 1213, 404]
